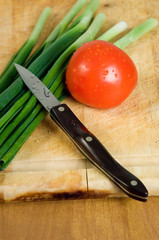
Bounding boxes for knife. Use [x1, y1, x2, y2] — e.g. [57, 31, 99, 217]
[14, 63, 148, 202]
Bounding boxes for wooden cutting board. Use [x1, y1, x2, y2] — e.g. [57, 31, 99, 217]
[0, 0, 159, 202]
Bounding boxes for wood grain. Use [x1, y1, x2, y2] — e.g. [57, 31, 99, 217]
[0, 0, 159, 201]
[0, 197, 159, 240]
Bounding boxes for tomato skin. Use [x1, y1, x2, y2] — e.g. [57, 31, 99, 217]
[66, 40, 138, 109]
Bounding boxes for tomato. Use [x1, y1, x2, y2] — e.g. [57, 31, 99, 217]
[65, 40, 138, 109]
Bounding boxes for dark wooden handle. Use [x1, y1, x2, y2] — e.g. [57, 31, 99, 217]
[50, 104, 148, 202]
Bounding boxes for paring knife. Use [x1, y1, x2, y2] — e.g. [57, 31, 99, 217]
[15, 63, 148, 202]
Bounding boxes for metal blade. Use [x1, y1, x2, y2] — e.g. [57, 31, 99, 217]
[14, 64, 60, 113]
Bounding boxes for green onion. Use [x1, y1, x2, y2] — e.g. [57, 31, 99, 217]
[0, 105, 25, 134]
[25, 0, 89, 66]
[0, 88, 26, 117]
[114, 18, 158, 49]
[0, 91, 30, 129]
[97, 21, 128, 41]
[0, 41, 27, 78]
[0, 7, 51, 93]
[66, 0, 100, 32]
[44, 0, 89, 47]
[0, 108, 47, 171]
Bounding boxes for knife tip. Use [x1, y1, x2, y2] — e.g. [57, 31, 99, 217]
[14, 63, 21, 70]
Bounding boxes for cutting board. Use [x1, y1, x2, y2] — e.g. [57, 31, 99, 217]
[0, 0, 159, 202]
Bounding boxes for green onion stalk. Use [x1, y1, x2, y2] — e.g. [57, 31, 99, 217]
[114, 18, 158, 49]
[65, 0, 100, 32]
[44, 0, 90, 46]
[0, 7, 52, 92]
[25, 0, 91, 67]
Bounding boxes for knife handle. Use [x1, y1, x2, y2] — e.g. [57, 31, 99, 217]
[50, 104, 148, 201]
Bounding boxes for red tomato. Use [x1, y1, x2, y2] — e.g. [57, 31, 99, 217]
[65, 40, 138, 109]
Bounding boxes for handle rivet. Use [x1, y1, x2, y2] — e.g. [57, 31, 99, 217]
[70, 120, 76, 126]
[86, 136, 93, 142]
[58, 106, 65, 112]
[130, 180, 138, 186]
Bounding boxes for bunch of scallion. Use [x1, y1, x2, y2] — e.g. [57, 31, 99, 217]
[0, 0, 157, 170]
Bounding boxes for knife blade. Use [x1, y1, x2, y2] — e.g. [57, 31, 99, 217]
[14, 63, 148, 202]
